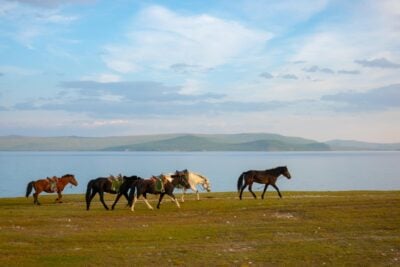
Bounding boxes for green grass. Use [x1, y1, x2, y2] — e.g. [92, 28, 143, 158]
[1, 191, 399, 266]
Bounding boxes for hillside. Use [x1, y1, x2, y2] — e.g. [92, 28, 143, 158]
[104, 135, 329, 151]
[326, 139, 400, 151]
[0, 133, 398, 151]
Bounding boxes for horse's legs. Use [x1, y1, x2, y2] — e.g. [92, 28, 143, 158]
[142, 195, 154, 210]
[181, 188, 186, 202]
[86, 191, 97, 210]
[157, 193, 165, 209]
[164, 192, 180, 209]
[248, 184, 257, 199]
[123, 192, 131, 206]
[111, 193, 122, 210]
[99, 191, 109, 210]
[33, 192, 40, 205]
[261, 184, 269, 199]
[239, 184, 248, 200]
[56, 192, 63, 203]
[172, 193, 180, 208]
[271, 184, 282, 198]
[190, 184, 199, 201]
[131, 195, 138, 211]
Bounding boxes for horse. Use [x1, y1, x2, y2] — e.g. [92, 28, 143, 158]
[129, 171, 190, 211]
[85, 175, 140, 210]
[237, 166, 291, 200]
[164, 169, 211, 202]
[26, 174, 78, 205]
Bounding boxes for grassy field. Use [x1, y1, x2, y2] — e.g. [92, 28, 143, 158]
[1, 191, 399, 266]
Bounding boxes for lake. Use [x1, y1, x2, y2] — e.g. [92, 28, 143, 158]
[0, 151, 399, 198]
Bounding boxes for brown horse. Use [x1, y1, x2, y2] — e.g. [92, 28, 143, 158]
[26, 174, 78, 205]
[237, 166, 291, 200]
[129, 171, 190, 211]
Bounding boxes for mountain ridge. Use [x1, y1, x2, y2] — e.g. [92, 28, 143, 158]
[0, 133, 398, 151]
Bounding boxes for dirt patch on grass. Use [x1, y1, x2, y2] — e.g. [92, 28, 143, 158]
[271, 211, 298, 220]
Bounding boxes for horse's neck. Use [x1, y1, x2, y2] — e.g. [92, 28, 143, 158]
[58, 177, 70, 187]
[266, 168, 280, 177]
[170, 178, 179, 185]
[190, 173, 205, 184]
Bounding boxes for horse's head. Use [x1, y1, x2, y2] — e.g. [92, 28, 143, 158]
[281, 166, 291, 179]
[172, 170, 190, 188]
[64, 174, 78, 186]
[202, 177, 211, 192]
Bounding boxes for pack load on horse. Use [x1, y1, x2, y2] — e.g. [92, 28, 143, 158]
[26, 174, 78, 205]
[47, 176, 58, 192]
[129, 170, 189, 211]
[108, 174, 123, 193]
[152, 175, 166, 193]
[237, 166, 291, 200]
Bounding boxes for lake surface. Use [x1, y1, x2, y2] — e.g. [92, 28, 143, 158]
[0, 151, 399, 198]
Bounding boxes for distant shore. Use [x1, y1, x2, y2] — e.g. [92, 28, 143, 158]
[1, 133, 399, 151]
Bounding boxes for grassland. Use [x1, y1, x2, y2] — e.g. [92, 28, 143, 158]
[1, 191, 399, 266]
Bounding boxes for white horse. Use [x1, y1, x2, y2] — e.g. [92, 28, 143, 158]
[164, 169, 211, 202]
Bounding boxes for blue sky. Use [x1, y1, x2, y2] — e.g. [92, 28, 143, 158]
[0, 0, 399, 142]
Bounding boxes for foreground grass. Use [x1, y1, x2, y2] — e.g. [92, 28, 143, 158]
[0, 191, 399, 266]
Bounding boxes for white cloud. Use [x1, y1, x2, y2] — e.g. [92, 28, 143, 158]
[0, 0, 78, 48]
[81, 73, 122, 83]
[235, 0, 329, 29]
[81, 119, 129, 128]
[103, 5, 271, 73]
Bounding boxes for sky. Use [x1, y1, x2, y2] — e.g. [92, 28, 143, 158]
[0, 0, 399, 142]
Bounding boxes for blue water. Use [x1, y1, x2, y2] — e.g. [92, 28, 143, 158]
[0, 151, 399, 198]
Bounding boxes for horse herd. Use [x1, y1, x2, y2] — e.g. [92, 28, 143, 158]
[25, 166, 292, 211]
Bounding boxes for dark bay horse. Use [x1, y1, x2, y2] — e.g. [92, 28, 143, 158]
[86, 175, 141, 210]
[129, 171, 189, 211]
[26, 174, 78, 205]
[237, 166, 291, 200]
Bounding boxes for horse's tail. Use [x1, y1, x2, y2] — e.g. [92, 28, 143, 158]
[237, 172, 245, 192]
[26, 181, 34, 197]
[85, 180, 94, 205]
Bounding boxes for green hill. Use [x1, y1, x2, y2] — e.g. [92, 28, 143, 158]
[0, 133, 397, 151]
[326, 140, 400, 151]
[103, 134, 330, 151]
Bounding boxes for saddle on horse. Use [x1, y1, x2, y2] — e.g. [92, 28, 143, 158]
[151, 175, 166, 193]
[108, 174, 123, 192]
[47, 176, 58, 192]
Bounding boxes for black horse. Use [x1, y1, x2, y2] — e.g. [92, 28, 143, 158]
[86, 175, 140, 210]
[237, 166, 291, 200]
[129, 171, 189, 211]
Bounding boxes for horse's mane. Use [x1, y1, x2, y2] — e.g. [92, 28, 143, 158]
[193, 172, 209, 182]
[266, 166, 287, 175]
[123, 175, 140, 180]
[62, 174, 74, 178]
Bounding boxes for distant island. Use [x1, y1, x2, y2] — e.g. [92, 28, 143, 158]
[0, 133, 399, 151]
